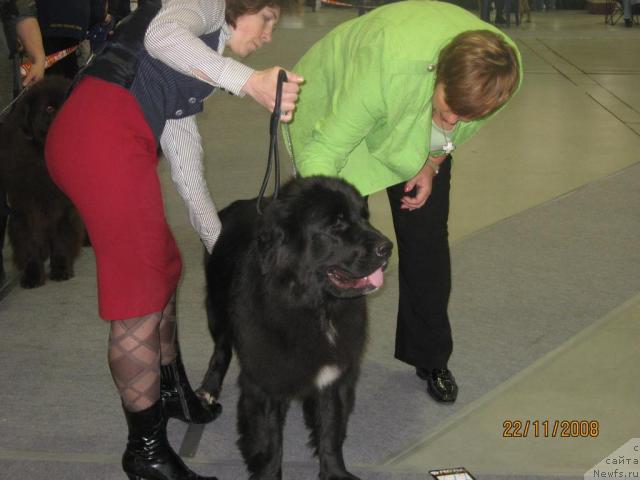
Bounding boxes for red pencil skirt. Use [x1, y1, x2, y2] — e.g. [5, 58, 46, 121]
[45, 76, 182, 320]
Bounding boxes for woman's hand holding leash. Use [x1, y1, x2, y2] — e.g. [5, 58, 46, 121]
[22, 57, 45, 86]
[243, 66, 303, 122]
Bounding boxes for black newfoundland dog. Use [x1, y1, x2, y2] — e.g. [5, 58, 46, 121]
[198, 176, 392, 480]
[0, 76, 84, 288]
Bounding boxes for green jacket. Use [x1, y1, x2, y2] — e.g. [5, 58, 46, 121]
[287, 0, 523, 195]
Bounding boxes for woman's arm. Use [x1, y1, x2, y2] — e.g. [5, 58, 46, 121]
[144, 0, 253, 96]
[160, 116, 222, 253]
[294, 42, 386, 177]
[16, 16, 45, 85]
[144, 0, 301, 118]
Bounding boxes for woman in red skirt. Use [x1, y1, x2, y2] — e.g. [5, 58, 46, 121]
[45, 0, 302, 478]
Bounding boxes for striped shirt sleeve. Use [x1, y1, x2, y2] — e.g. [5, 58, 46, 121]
[144, 0, 254, 96]
[160, 116, 221, 253]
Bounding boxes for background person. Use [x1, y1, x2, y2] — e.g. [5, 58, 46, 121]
[35, 0, 109, 78]
[45, 0, 302, 478]
[622, 0, 639, 27]
[287, 0, 522, 405]
[0, 0, 45, 87]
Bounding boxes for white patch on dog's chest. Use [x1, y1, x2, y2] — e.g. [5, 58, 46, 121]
[315, 365, 342, 389]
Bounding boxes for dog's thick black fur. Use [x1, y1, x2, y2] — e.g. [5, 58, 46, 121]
[0, 76, 84, 288]
[199, 176, 392, 480]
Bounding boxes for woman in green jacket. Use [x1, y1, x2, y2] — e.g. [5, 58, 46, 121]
[287, 0, 522, 403]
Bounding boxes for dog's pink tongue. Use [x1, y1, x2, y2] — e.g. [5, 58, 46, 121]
[368, 267, 384, 288]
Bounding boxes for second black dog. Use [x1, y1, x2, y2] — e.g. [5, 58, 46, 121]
[0, 77, 84, 288]
[199, 176, 392, 480]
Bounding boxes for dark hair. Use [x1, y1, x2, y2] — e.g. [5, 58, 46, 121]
[225, 0, 299, 27]
[436, 30, 520, 119]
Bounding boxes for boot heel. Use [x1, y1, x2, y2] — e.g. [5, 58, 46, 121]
[160, 354, 221, 424]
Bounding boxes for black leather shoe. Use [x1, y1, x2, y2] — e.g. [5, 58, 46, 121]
[161, 353, 222, 424]
[416, 367, 458, 403]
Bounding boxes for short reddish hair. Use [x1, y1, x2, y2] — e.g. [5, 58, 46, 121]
[436, 30, 520, 119]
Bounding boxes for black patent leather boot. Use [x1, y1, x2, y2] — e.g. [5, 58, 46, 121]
[122, 401, 217, 480]
[161, 352, 221, 424]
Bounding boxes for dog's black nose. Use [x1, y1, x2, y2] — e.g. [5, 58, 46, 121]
[376, 240, 393, 258]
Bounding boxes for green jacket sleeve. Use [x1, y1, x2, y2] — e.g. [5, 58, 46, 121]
[295, 34, 387, 178]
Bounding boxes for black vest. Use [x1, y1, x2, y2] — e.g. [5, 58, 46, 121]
[81, 0, 219, 141]
[130, 30, 220, 140]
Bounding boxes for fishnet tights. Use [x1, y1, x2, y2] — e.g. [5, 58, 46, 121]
[108, 294, 179, 412]
[109, 313, 162, 412]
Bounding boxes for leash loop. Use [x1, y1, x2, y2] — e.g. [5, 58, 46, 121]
[256, 69, 287, 215]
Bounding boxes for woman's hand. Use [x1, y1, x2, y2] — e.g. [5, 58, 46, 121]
[22, 56, 46, 86]
[400, 154, 446, 211]
[242, 67, 304, 122]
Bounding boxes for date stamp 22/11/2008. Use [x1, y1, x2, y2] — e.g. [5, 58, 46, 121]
[502, 419, 600, 438]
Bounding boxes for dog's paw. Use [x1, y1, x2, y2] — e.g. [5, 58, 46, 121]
[195, 387, 218, 406]
[50, 265, 74, 282]
[20, 263, 46, 289]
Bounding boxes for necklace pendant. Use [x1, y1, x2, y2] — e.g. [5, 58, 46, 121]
[443, 140, 455, 154]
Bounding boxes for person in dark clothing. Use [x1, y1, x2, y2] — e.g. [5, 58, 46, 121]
[34, 0, 104, 78]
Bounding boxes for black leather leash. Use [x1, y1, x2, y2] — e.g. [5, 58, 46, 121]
[256, 69, 287, 215]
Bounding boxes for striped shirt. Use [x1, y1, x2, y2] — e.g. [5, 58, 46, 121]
[145, 0, 254, 253]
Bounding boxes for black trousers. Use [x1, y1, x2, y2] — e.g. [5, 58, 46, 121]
[386, 156, 453, 371]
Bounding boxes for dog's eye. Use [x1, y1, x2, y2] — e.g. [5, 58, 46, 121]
[46, 106, 55, 114]
[330, 216, 348, 233]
